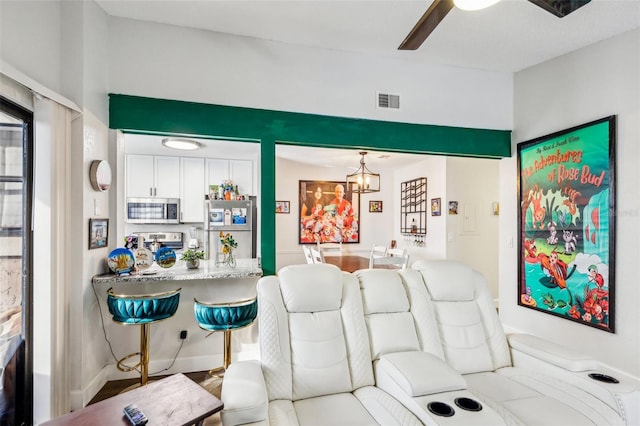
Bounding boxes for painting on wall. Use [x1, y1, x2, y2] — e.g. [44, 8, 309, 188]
[299, 180, 360, 244]
[89, 218, 109, 250]
[517, 116, 616, 332]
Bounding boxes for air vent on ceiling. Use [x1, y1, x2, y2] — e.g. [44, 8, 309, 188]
[377, 92, 400, 110]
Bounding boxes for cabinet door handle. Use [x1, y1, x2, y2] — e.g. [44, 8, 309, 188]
[149, 187, 153, 196]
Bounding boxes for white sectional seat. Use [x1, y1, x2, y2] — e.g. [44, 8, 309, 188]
[220, 264, 423, 426]
[220, 261, 638, 426]
[412, 259, 631, 426]
[355, 268, 511, 425]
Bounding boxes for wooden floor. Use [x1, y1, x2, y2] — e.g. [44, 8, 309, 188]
[89, 371, 222, 425]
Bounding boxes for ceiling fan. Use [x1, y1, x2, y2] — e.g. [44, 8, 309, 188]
[398, 0, 592, 50]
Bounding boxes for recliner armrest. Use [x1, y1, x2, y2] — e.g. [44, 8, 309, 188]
[220, 360, 269, 426]
[508, 333, 597, 372]
[377, 351, 466, 397]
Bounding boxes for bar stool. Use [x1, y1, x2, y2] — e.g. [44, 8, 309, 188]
[106, 287, 181, 387]
[193, 296, 258, 376]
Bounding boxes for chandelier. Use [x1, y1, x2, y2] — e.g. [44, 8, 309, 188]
[346, 152, 380, 194]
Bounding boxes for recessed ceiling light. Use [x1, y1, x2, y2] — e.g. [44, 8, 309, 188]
[161, 137, 202, 151]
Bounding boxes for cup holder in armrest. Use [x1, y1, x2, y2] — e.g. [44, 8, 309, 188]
[454, 397, 483, 412]
[427, 402, 455, 417]
[588, 373, 619, 384]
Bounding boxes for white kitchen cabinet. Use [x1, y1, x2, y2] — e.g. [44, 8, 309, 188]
[180, 157, 206, 223]
[230, 159, 253, 196]
[206, 158, 254, 196]
[126, 154, 180, 198]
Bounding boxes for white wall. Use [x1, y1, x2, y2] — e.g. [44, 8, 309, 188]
[500, 29, 640, 378]
[446, 157, 500, 299]
[108, 17, 512, 130]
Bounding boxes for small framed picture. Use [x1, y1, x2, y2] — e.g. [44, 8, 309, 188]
[448, 201, 458, 215]
[89, 218, 109, 249]
[369, 200, 383, 213]
[275, 200, 290, 214]
[431, 198, 441, 216]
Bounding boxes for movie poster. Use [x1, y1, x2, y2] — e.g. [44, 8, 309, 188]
[517, 116, 616, 332]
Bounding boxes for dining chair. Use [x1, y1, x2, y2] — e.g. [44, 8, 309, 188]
[370, 245, 388, 259]
[369, 248, 409, 269]
[317, 242, 342, 257]
[310, 247, 325, 263]
[302, 245, 314, 264]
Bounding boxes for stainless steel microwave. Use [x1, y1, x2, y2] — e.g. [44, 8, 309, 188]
[126, 197, 180, 224]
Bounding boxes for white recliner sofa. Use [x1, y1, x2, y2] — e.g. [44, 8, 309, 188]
[410, 259, 637, 425]
[220, 261, 638, 425]
[220, 263, 423, 426]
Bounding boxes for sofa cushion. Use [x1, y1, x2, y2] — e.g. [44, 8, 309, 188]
[290, 310, 352, 400]
[366, 313, 420, 360]
[356, 269, 409, 314]
[280, 264, 343, 312]
[413, 259, 475, 302]
[293, 393, 379, 426]
[377, 351, 466, 397]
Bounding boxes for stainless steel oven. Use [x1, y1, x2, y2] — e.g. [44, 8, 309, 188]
[126, 197, 180, 224]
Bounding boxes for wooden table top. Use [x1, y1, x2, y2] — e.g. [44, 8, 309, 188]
[324, 255, 398, 273]
[42, 373, 223, 426]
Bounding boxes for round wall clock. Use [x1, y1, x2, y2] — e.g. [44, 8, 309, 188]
[90, 160, 112, 192]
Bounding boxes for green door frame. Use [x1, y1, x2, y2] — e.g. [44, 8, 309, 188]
[109, 94, 511, 275]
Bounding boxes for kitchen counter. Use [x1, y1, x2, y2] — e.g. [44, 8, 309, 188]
[91, 258, 263, 284]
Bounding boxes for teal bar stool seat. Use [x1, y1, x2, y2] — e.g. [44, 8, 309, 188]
[194, 296, 258, 376]
[107, 287, 181, 387]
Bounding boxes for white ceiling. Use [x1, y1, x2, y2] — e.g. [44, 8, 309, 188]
[105, 0, 639, 167]
[96, 0, 640, 73]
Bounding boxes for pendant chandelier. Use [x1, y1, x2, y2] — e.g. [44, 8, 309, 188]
[346, 152, 380, 194]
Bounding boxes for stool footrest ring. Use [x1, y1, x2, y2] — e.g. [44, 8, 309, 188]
[116, 352, 142, 373]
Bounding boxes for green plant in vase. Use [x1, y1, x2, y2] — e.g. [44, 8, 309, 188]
[181, 249, 205, 269]
[219, 231, 238, 268]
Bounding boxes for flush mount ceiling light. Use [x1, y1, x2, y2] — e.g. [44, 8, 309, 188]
[454, 0, 501, 11]
[161, 137, 202, 151]
[346, 152, 380, 194]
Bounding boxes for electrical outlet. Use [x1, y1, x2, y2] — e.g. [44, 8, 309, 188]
[180, 330, 188, 340]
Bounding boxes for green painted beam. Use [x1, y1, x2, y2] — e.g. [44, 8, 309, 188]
[109, 94, 512, 275]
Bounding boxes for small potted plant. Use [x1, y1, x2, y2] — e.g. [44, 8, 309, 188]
[181, 249, 205, 269]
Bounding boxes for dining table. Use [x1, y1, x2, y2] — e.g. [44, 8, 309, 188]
[324, 255, 399, 273]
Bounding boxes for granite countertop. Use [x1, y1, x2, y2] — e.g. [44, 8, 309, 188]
[92, 258, 263, 284]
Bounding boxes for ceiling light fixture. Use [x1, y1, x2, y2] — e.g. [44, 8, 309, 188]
[161, 137, 202, 151]
[346, 152, 380, 194]
[454, 0, 501, 11]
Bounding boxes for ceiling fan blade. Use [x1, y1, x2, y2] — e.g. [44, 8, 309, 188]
[398, 0, 455, 50]
[527, 0, 591, 17]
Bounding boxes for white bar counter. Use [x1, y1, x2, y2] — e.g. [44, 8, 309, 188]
[91, 258, 263, 284]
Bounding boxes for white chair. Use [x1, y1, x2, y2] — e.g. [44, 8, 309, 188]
[302, 245, 314, 264]
[370, 244, 387, 259]
[317, 241, 342, 257]
[310, 246, 325, 263]
[369, 248, 409, 269]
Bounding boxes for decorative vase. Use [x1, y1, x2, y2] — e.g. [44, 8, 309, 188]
[223, 249, 236, 268]
[186, 258, 200, 269]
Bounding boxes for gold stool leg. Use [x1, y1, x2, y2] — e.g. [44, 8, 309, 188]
[208, 329, 233, 377]
[223, 329, 232, 370]
[140, 323, 150, 386]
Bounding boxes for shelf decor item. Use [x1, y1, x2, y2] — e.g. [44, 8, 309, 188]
[220, 231, 238, 268]
[155, 247, 177, 268]
[181, 249, 205, 269]
[517, 115, 616, 332]
[107, 247, 135, 275]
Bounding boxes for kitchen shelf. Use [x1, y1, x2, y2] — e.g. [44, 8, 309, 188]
[400, 177, 427, 235]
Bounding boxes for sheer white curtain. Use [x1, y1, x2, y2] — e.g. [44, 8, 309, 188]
[33, 96, 74, 423]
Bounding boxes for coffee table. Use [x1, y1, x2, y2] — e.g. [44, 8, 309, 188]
[42, 373, 223, 426]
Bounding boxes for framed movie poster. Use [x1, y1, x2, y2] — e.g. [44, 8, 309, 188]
[299, 180, 360, 244]
[517, 116, 616, 332]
